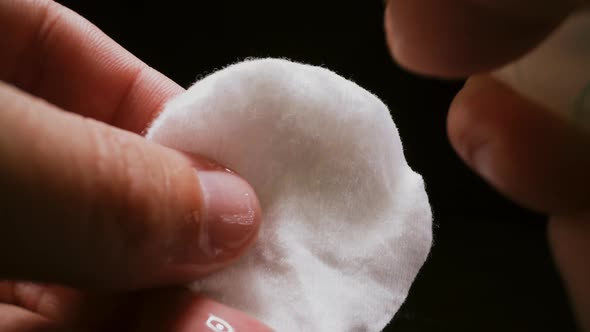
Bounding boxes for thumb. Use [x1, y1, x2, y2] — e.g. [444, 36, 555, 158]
[0, 82, 261, 290]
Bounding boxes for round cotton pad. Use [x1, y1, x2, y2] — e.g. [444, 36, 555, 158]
[146, 58, 432, 332]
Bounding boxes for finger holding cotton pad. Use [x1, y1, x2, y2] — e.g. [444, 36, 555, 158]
[147, 58, 432, 331]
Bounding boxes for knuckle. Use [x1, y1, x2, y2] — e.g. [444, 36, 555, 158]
[81, 120, 165, 262]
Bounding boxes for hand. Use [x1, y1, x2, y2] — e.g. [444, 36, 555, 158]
[384, 0, 590, 330]
[0, 1, 270, 331]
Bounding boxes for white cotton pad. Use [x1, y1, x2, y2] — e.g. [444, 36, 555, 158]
[146, 58, 432, 332]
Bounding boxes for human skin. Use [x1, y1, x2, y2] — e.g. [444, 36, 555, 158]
[0, 0, 271, 330]
[384, 0, 590, 330]
[1, 0, 588, 331]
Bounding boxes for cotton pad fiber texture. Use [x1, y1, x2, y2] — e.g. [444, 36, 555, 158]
[147, 58, 432, 332]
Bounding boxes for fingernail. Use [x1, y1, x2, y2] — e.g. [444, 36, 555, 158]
[467, 138, 493, 181]
[197, 168, 260, 256]
[452, 115, 494, 182]
[448, 82, 493, 180]
[449, 77, 501, 184]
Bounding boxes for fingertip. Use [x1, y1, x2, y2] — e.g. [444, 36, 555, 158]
[189, 156, 262, 265]
[190, 153, 263, 252]
[142, 153, 262, 287]
[197, 169, 261, 252]
[448, 75, 590, 214]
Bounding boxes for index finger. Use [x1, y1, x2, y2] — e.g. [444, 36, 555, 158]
[384, 0, 581, 78]
[0, 0, 183, 133]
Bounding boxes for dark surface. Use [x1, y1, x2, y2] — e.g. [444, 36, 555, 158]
[58, 1, 577, 331]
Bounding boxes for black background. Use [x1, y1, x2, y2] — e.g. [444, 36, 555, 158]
[57, 1, 577, 331]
